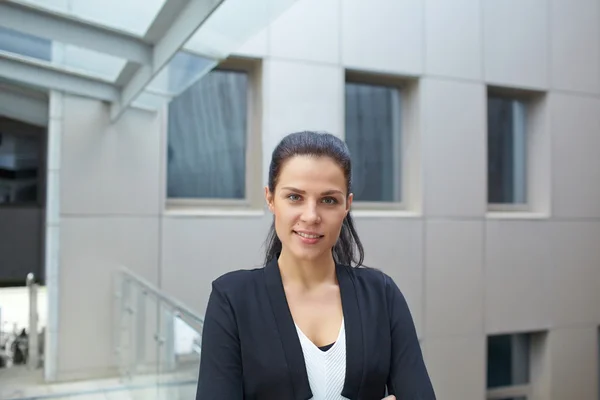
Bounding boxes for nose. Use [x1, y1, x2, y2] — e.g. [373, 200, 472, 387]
[300, 202, 321, 224]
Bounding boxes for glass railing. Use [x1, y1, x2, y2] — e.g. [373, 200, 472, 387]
[113, 268, 203, 400]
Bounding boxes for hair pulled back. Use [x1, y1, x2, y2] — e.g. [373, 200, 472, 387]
[264, 131, 365, 267]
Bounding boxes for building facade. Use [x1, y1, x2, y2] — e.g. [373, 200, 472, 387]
[1, 0, 599, 399]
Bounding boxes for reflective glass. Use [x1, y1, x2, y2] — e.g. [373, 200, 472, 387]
[167, 69, 248, 200]
[61, 45, 127, 81]
[147, 51, 216, 97]
[185, 0, 296, 58]
[115, 271, 203, 400]
[345, 82, 402, 202]
[487, 333, 530, 389]
[0, 27, 126, 81]
[3, 0, 299, 115]
[15, 0, 167, 36]
[0, 122, 42, 205]
[488, 96, 528, 204]
[0, 27, 51, 61]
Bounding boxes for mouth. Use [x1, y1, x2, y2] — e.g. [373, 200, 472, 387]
[293, 231, 324, 240]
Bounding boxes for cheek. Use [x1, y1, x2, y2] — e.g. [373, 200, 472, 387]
[325, 210, 347, 231]
[273, 205, 298, 228]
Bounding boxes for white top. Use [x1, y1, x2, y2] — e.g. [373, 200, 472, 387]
[295, 320, 349, 400]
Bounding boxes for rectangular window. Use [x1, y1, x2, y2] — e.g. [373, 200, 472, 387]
[487, 95, 528, 207]
[166, 59, 260, 208]
[0, 119, 43, 206]
[486, 333, 540, 400]
[344, 76, 403, 204]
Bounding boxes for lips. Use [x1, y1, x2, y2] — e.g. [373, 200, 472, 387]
[293, 230, 324, 239]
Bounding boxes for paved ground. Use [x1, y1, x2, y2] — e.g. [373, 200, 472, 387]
[0, 366, 197, 400]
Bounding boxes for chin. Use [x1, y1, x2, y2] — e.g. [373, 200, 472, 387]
[288, 244, 331, 262]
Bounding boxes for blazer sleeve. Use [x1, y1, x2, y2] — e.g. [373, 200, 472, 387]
[385, 275, 436, 399]
[195, 281, 243, 399]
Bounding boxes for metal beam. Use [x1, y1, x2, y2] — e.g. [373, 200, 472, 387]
[0, 81, 48, 126]
[0, 1, 151, 65]
[0, 51, 118, 102]
[110, 0, 223, 121]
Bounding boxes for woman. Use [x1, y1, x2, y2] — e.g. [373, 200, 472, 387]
[196, 131, 436, 399]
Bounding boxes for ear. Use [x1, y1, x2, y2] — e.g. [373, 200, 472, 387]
[265, 186, 275, 213]
[345, 193, 353, 215]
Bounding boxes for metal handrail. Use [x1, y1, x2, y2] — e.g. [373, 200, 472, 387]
[26, 272, 39, 370]
[117, 267, 204, 330]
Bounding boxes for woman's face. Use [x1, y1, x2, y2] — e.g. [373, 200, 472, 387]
[265, 155, 353, 263]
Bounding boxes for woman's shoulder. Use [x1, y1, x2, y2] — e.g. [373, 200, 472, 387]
[342, 264, 403, 296]
[345, 264, 393, 283]
[212, 266, 264, 291]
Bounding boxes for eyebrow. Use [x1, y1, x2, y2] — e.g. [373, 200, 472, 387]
[280, 186, 344, 196]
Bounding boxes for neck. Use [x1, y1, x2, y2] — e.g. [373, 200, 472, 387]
[277, 250, 336, 290]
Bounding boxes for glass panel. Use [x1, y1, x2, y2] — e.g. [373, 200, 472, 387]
[0, 125, 42, 205]
[488, 96, 528, 204]
[148, 51, 216, 97]
[157, 305, 201, 399]
[185, 0, 296, 59]
[115, 271, 203, 400]
[345, 82, 402, 202]
[61, 44, 127, 81]
[0, 27, 127, 81]
[15, 0, 167, 36]
[487, 333, 531, 389]
[167, 69, 248, 200]
[0, 27, 51, 61]
[116, 277, 162, 399]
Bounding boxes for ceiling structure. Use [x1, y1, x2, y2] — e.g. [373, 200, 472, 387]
[0, 0, 296, 121]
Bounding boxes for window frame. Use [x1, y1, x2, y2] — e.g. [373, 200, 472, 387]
[486, 86, 548, 215]
[164, 57, 263, 212]
[486, 383, 531, 400]
[344, 70, 420, 212]
[485, 331, 548, 400]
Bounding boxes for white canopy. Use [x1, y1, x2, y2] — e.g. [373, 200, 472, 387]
[0, 0, 296, 121]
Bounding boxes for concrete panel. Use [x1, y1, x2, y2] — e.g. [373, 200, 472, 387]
[421, 78, 486, 217]
[483, 0, 548, 89]
[424, 335, 486, 400]
[485, 220, 552, 333]
[58, 216, 159, 378]
[550, 94, 600, 218]
[60, 95, 161, 216]
[160, 214, 269, 316]
[550, 0, 600, 93]
[549, 221, 600, 327]
[425, 220, 484, 337]
[355, 217, 424, 338]
[425, 0, 482, 80]
[342, 0, 423, 74]
[269, 0, 340, 64]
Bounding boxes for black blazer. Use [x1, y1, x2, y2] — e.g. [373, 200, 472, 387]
[195, 258, 436, 400]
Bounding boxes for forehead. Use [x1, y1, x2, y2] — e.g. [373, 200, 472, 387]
[277, 155, 346, 189]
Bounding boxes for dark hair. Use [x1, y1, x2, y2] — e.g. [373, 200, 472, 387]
[264, 131, 365, 267]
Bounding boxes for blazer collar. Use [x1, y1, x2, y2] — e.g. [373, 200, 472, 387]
[264, 256, 364, 400]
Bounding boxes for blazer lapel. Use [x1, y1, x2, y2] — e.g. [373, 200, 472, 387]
[337, 264, 364, 399]
[264, 257, 313, 400]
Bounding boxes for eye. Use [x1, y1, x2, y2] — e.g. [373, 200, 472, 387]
[287, 194, 302, 202]
[322, 197, 338, 205]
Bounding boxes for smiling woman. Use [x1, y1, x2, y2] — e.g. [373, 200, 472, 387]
[195, 131, 436, 400]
